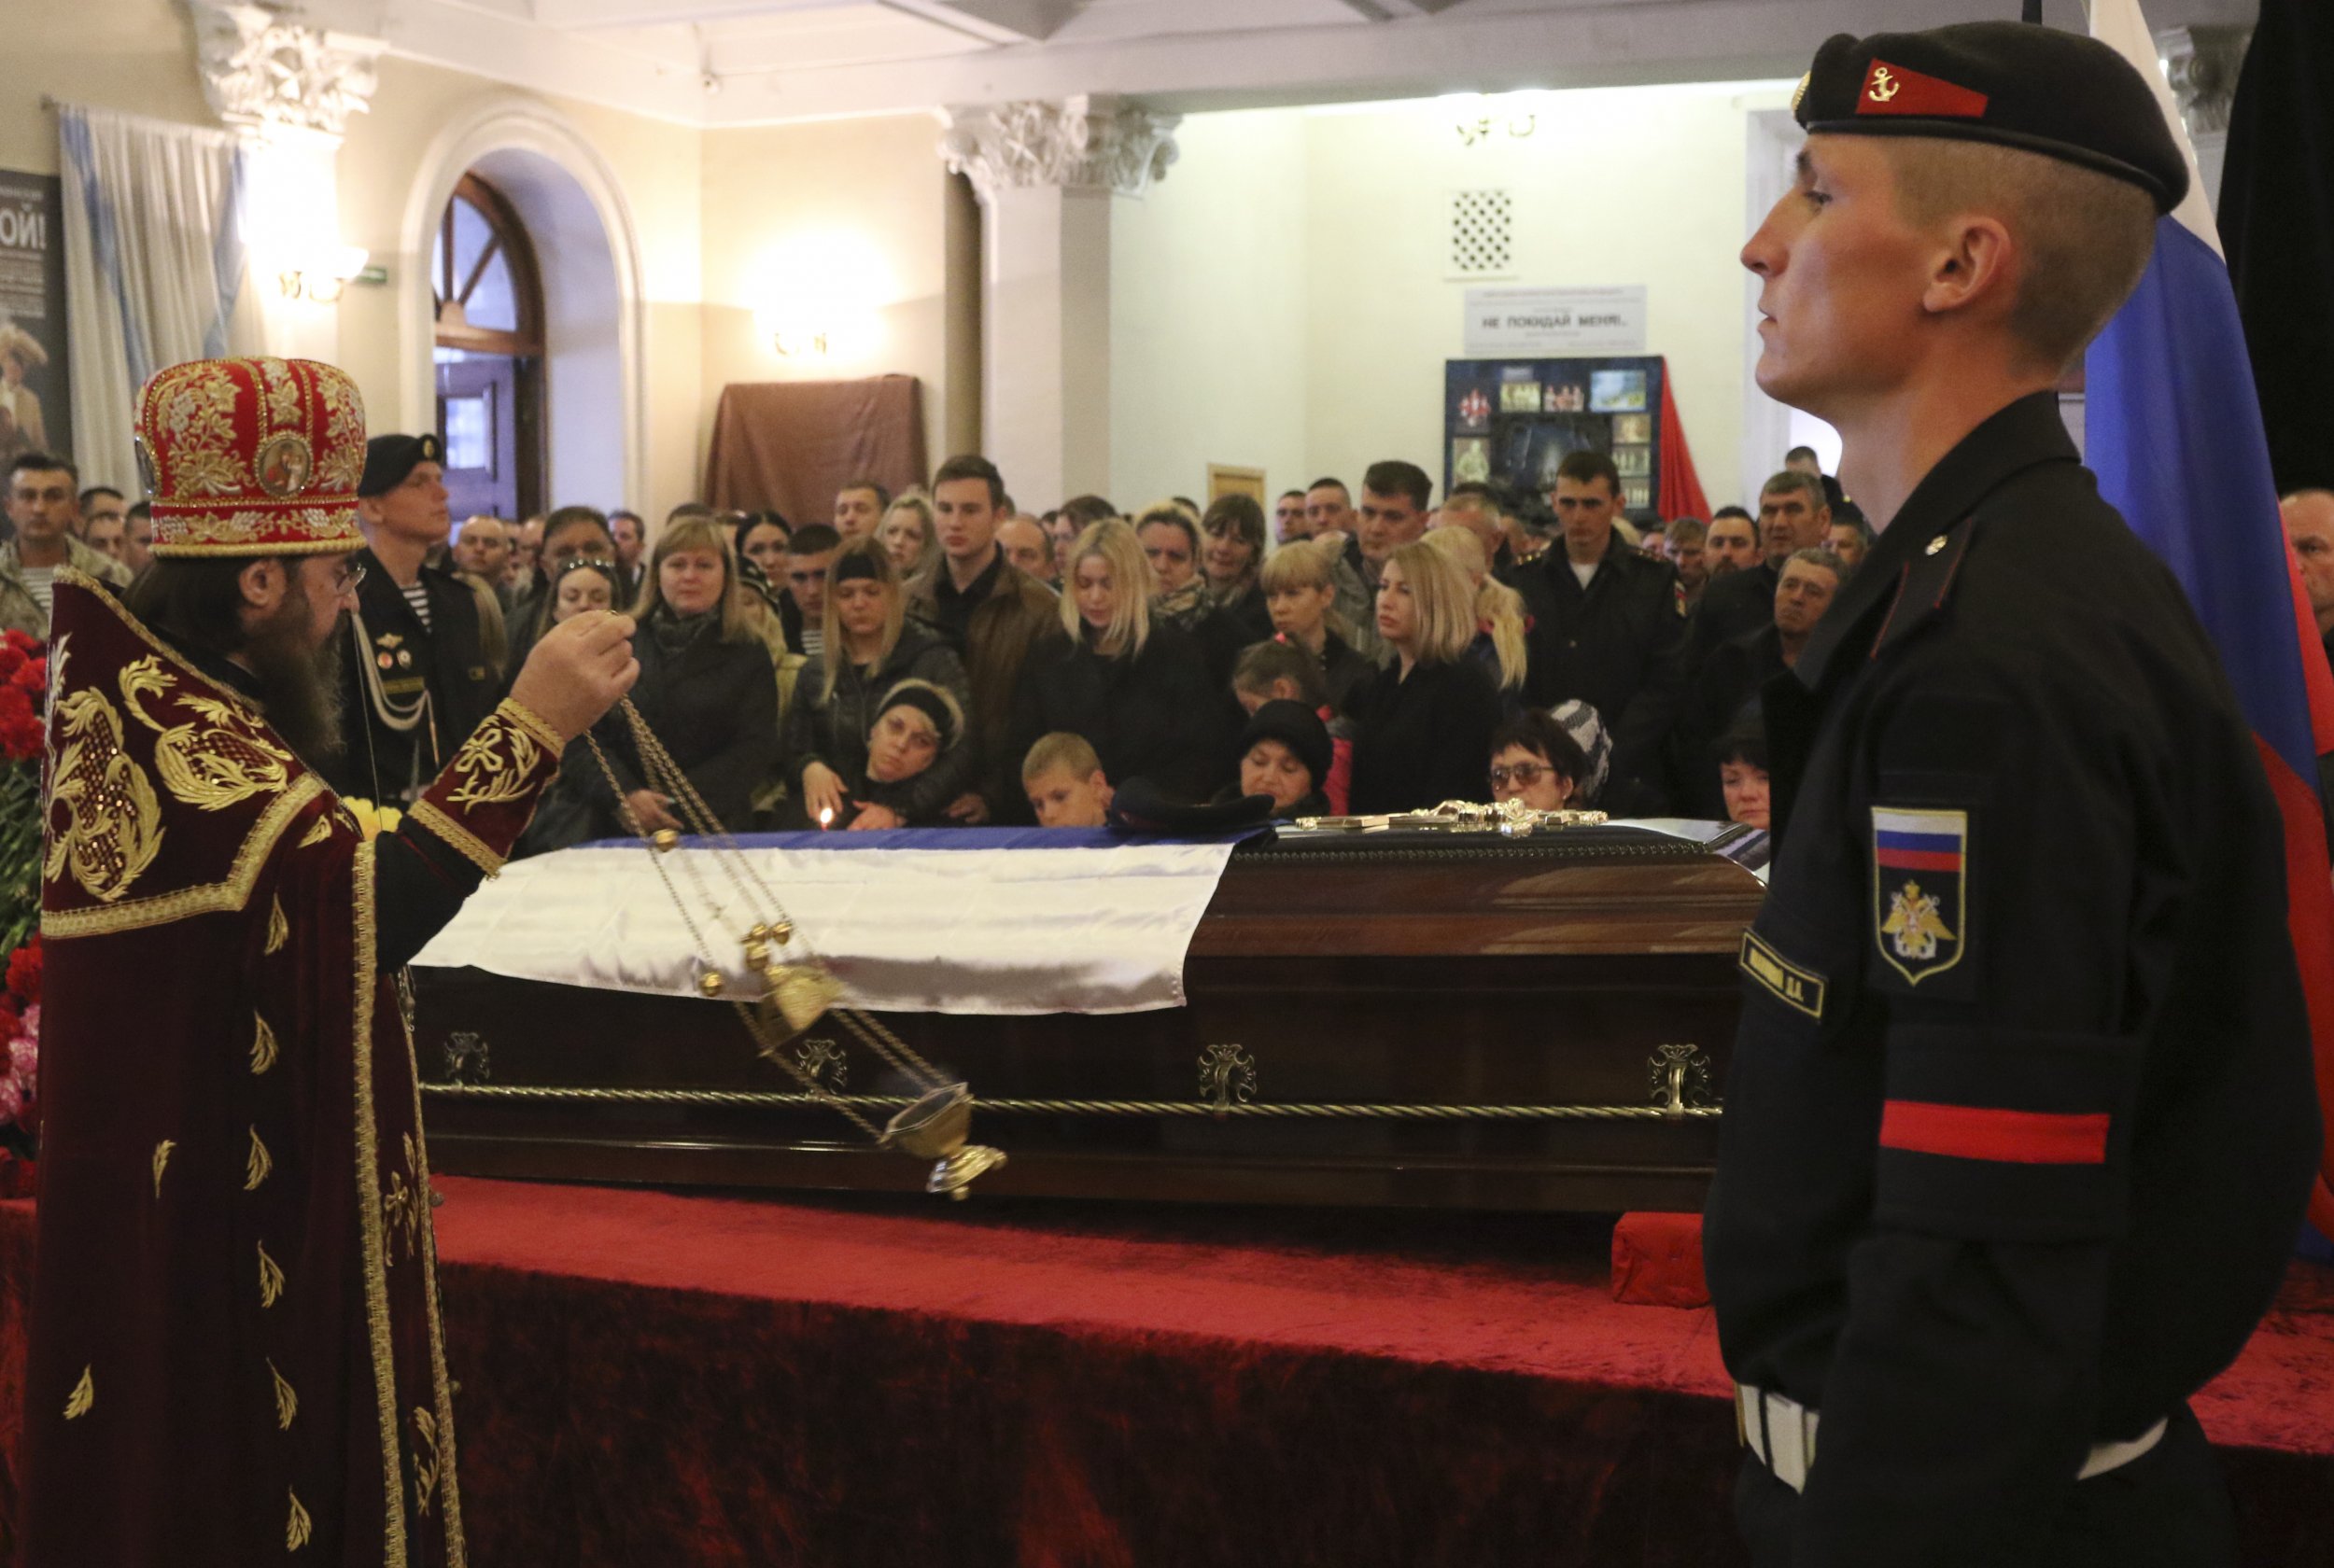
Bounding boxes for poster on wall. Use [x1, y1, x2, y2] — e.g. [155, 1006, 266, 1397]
[0, 171, 69, 470]
[1444, 355, 1666, 521]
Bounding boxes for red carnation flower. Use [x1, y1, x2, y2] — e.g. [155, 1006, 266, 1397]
[0, 686, 30, 725]
[6, 941, 41, 1006]
[0, 717, 41, 763]
[3, 631, 38, 655]
[0, 647, 24, 682]
[12, 660, 43, 696]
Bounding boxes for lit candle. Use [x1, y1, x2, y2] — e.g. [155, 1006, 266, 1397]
[818, 806, 835, 830]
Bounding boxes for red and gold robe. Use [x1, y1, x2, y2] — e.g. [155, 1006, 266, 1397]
[21, 572, 560, 1565]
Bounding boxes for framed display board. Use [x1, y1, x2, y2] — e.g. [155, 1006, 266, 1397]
[1445, 355, 1666, 522]
[1207, 463, 1266, 507]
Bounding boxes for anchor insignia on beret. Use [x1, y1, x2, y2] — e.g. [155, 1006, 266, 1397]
[1868, 66, 1901, 104]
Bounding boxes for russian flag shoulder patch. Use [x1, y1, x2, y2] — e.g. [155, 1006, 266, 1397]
[1872, 805, 1967, 986]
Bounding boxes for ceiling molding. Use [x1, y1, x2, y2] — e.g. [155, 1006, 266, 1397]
[330, 0, 2267, 130]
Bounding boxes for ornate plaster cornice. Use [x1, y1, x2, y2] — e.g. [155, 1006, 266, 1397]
[2155, 24, 2251, 139]
[939, 95, 1181, 203]
[190, 0, 384, 147]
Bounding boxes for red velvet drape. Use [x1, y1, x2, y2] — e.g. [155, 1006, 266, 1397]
[1657, 365, 1712, 523]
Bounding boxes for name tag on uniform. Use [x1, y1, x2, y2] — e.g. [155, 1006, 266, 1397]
[1739, 930, 1825, 1020]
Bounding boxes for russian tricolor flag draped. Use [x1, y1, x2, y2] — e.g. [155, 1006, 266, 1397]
[2084, 0, 2334, 1237]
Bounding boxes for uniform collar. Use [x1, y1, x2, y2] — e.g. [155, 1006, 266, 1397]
[1792, 391, 2075, 692]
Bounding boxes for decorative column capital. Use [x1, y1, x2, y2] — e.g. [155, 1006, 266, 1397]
[189, 0, 383, 149]
[2155, 24, 2251, 139]
[938, 95, 1181, 204]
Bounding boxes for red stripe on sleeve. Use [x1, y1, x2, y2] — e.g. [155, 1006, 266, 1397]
[1874, 847, 1962, 873]
[1879, 1100, 2111, 1165]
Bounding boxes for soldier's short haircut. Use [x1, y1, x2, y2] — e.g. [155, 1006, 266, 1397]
[1883, 139, 2157, 374]
[1361, 460, 1432, 511]
[1554, 449, 1621, 497]
[786, 523, 842, 556]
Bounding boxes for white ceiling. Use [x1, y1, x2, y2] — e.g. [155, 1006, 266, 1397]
[290, 0, 2262, 127]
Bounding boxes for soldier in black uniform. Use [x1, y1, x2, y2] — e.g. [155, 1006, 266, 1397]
[1514, 448, 1691, 813]
[1705, 23, 2322, 1568]
[324, 433, 499, 804]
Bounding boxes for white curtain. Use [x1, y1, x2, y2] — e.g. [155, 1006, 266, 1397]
[57, 105, 255, 494]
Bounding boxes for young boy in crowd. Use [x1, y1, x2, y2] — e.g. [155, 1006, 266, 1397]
[1021, 731, 1114, 828]
[1231, 640, 1354, 814]
[1224, 700, 1333, 819]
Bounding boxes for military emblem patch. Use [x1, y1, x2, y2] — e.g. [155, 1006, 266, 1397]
[1872, 806, 1966, 985]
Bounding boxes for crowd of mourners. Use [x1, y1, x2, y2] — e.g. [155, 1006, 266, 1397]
[1, 440, 1876, 849]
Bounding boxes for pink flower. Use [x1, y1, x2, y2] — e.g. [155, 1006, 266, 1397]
[9, 1033, 35, 1082]
[18, 1004, 37, 1038]
[0, 1074, 24, 1127]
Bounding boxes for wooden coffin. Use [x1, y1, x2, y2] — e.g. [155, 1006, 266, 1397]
[412, 827, 1765, 1211]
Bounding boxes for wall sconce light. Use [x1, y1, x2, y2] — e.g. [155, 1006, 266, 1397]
[770, 329, 830, 358]
[1443, 92, 1541, 147]
[275, 245, 373, 304]
[752, 233, 887, 362]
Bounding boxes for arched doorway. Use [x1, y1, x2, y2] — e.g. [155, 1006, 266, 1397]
[431, 172, 546, 522]
[400, 99, 647, 521]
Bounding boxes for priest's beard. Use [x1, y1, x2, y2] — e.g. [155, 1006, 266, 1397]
[243, 598, 345, 766]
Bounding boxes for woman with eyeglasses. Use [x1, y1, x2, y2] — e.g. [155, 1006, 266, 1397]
[1486, 709, 1590, 812]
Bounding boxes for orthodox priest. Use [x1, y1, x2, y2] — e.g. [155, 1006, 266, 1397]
[19, 356, 637, 1565]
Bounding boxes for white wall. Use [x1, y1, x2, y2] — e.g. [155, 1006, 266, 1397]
[1109, 84, 1793, 518]
[1109, 109, 1309, 512]
[697, 113, 956, 488]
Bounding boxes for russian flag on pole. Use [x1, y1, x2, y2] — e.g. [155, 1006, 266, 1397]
[2085, 0, 2334, 1239]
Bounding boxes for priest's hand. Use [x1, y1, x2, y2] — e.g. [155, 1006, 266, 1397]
[511, 610, 640, 742]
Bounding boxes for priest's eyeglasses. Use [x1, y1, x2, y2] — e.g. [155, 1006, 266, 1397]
[1488, 761, 1552, 789]
[330, 560, 368, 595]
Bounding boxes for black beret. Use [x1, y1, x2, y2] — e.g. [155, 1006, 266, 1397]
[1794, 22, 2188, 214]
[1239, 699, 1333, 793]
[358, 432, 444, 498]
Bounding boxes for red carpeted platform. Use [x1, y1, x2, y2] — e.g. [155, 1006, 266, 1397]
[0, 1179, 2328, 1565]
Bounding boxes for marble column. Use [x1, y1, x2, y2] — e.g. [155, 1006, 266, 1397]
[190, 0, 382, 363]
[2156, 24, 2251, 218]
[940, 96, 1178, 509]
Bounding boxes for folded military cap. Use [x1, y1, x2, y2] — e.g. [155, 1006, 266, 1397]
[359, 431, 444, 497]
[1794, 21, 2188, 213]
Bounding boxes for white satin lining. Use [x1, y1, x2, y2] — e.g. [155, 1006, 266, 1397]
[410, 841, 1244, 1015]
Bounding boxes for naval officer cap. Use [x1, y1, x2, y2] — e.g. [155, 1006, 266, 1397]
[1793, 21, 2189, 214]
[358, 431, 445, 498]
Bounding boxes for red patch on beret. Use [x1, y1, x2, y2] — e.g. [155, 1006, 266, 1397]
[1857, 58, 1991, 119]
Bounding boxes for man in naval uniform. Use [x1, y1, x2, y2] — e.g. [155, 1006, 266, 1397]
[1705, 23, 2322, 1568]
[325, 433, 498, 806]
[20, 356, 636, 1565]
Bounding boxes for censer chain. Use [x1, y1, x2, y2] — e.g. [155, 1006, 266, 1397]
[584, 702, 950, 1098]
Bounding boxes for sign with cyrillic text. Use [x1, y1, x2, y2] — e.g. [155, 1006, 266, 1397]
[1463, 286, 1647, 357]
